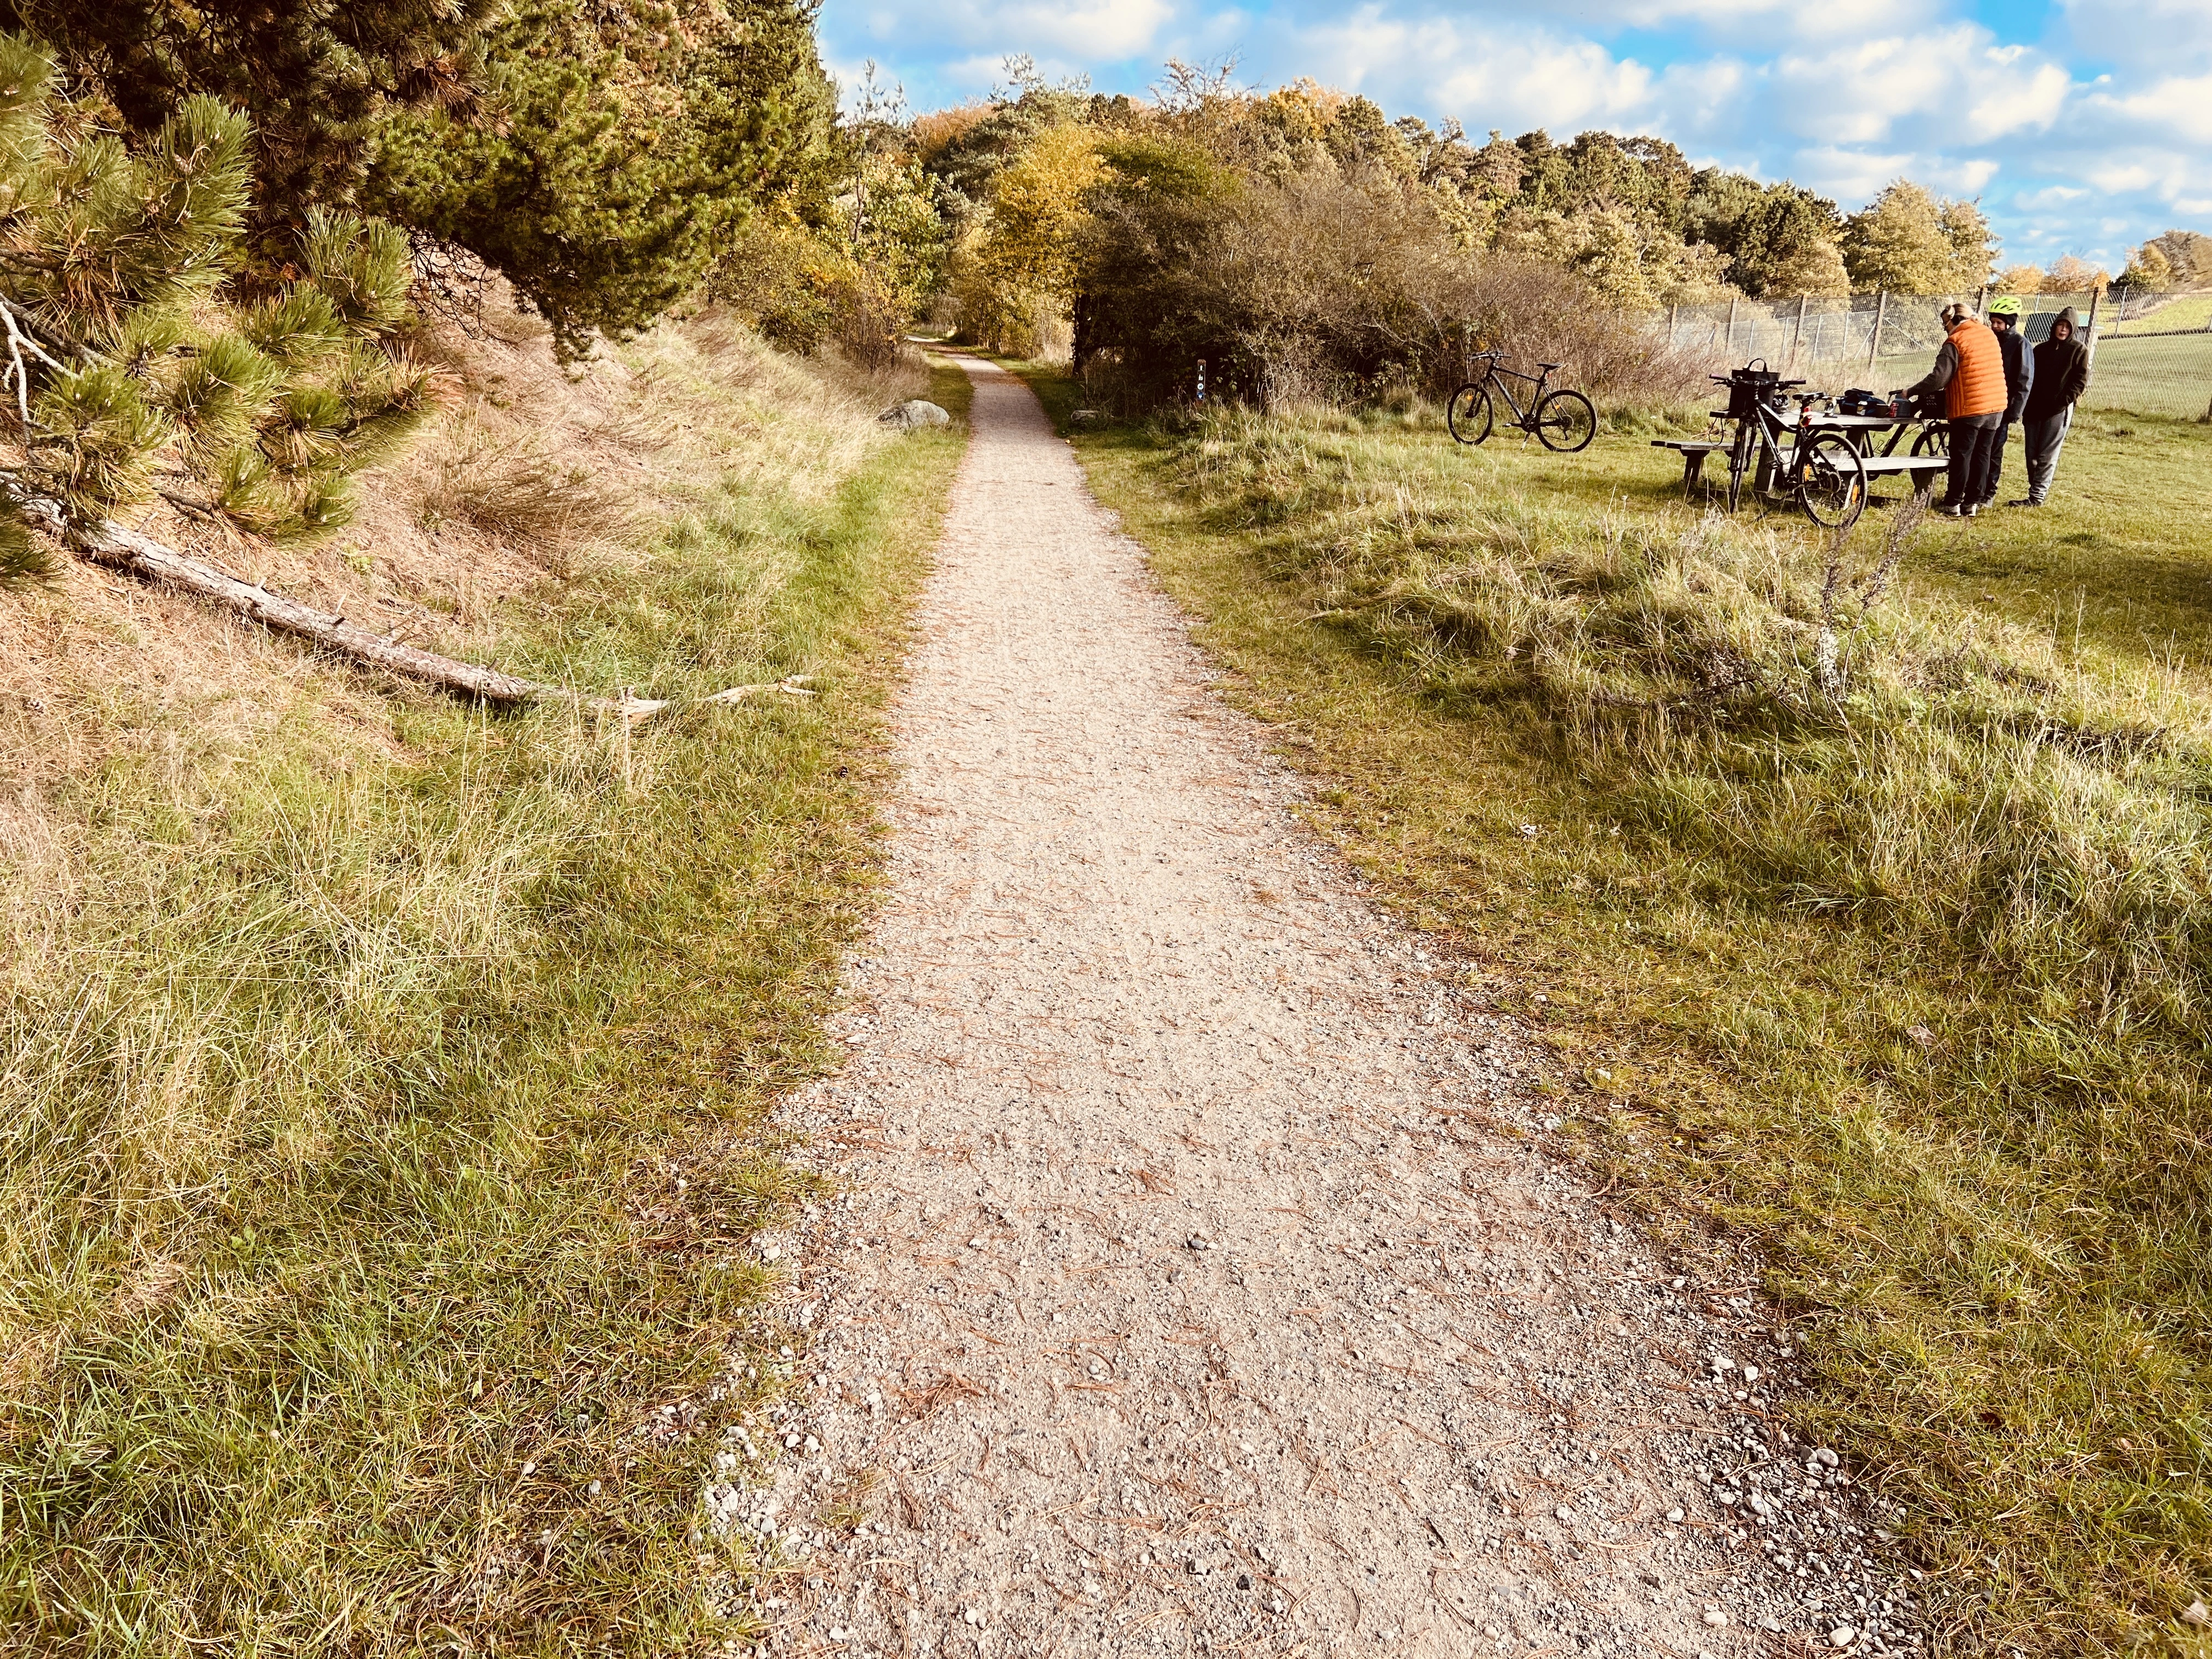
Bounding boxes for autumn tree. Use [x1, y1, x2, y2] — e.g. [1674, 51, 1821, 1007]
[2144, 230, 2212, 285]
[715, 69, 949, 367]
[2040, 253, 2109, 294]
[2119, 244, 2171, 291]
[1841, 181, 1991, 294]
[953, 122, 1103, 354]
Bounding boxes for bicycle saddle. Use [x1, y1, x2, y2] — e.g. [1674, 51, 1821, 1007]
[1538, 360, 1562, 371]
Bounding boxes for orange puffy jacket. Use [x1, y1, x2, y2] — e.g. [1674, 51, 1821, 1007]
[1945, 318, 2006, 419]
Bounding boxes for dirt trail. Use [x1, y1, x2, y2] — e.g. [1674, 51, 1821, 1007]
[723, 360, 1915, 1657]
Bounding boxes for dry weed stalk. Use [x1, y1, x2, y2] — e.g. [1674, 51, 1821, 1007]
[1815, 495, 1924, 696]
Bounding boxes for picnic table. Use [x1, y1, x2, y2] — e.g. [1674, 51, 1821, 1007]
[1653, 401, 1950, 503]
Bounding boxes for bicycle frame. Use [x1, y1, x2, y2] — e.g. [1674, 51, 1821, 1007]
[1466, 353, 1554, 431]
[1729, 392, 1833, 510]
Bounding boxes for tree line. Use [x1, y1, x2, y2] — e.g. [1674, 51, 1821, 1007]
[837, 65, 2203, 409]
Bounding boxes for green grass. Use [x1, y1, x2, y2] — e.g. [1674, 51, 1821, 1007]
[0, 354, 970, 1655]
[1010, 362, 2212, 1658]
[2109, 292, 2212, 336]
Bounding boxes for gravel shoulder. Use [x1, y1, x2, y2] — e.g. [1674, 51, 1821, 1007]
[716, 359, 1922, 1658]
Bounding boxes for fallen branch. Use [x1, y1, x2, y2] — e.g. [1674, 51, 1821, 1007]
[8, 485, 817, 719]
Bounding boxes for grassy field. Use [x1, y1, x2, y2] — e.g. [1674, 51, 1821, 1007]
[1015, 363, 2212, 1657]
[0, 341, 968, 1655]
[2109, 292, 2212, 336]
[1858, 340, 2212, 421]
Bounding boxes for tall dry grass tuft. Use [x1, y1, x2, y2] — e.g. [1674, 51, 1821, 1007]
[409, 421, 642, 569]
[1171, 411, 2212, 1012]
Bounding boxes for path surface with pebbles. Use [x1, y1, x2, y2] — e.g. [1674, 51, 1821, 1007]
[715, 359, 1921, 1658]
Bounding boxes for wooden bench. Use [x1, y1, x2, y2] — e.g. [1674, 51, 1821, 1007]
[1651, 438, 1727, 490]
[1855, 455, 1950, 497]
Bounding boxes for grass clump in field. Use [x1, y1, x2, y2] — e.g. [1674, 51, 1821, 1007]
[0, 330, 968, 1654]
[1028, 375, 2212, 1657]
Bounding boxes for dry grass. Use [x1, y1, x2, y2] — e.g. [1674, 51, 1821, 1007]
[0, 284, 967, 1653]
[1025, 369, 2212, 1657]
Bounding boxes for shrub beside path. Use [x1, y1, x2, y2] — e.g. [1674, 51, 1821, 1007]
[731, 360, 1918, 1657]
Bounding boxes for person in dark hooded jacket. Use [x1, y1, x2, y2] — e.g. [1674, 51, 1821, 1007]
[2011, 306, 2091, 506]
[1979, 296, 2033, 506]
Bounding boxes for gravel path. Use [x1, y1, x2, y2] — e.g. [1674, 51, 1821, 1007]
[715, 359, 1920, 1658]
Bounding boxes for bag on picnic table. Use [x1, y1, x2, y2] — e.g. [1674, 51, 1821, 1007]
[1838, 388, 1903, 418]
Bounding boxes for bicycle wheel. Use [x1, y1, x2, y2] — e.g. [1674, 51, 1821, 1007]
[1910, 423, 1948, 459]
[1447, 383, 1493, 445]
[1796, 432, 1867, 530]
[1534, 388, 1596, 453]
[1725, 424, 1754, 513]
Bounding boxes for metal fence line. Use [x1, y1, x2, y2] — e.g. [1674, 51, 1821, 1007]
[1649, 286, 2212, 421]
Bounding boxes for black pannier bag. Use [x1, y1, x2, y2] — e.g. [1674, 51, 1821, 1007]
[1838, 388, 1898, 417]
[1723, 360, 1782, 420]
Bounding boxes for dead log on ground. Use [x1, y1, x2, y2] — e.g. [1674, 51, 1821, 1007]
[9, 486, 815, 719]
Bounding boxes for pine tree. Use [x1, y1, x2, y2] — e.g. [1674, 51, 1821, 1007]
[0, 31, 435, 568]
[0, 0, 498, 242]
[368, 0, 836, 360]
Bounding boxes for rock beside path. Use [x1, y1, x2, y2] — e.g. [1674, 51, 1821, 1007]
[880, 398, 950, 429]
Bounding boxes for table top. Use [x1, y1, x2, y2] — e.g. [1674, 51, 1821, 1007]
[1708, 408, 1914, 429]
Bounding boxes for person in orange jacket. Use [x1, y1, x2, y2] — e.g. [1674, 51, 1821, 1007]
[1896, 301, 2008, 516]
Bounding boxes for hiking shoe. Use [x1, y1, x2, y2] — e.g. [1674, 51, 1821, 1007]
[1965, 504, 1979, 517]
[2007, 497, 2039, 507]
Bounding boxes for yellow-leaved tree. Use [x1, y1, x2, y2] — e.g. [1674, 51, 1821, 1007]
[954, 123, 1103, 356]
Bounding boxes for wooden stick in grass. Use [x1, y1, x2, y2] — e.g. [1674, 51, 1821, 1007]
[9, 484, 816, 719]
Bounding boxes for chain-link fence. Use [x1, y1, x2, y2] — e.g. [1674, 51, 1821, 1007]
[1654, 287, 2212, 421]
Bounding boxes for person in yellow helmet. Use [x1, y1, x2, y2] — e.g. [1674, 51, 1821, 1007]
[1979, 295, 2034, 508]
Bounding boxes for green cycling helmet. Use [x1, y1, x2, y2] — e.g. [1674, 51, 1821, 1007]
[1988, 295, 2023, 317]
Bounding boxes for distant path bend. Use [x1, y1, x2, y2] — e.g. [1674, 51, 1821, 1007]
[737, 358, 1899, 1658]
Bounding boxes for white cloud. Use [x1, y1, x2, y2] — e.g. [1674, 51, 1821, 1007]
[2091, 72, 2212, 144]
[1285, 9, 1658, 134]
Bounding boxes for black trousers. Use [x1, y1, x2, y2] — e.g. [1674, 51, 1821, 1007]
[1946, 417, 2002, 507]
[1978, 419, 2016, 503]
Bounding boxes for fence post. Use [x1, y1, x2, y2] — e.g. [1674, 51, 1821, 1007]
[1726, 295, 1739, 356]
[1866, 290, 1887, 373]
[2083, 289, 2101, 365]
[1788, 295, 1808, 371]
[1668, 303, 1678, 351]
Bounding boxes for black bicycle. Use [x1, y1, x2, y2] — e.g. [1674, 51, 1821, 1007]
[1447, 351, 1596, 452]
[1713, 368, 1867, 530]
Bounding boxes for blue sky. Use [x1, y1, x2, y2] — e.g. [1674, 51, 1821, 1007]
[818, 0, 2212, 270]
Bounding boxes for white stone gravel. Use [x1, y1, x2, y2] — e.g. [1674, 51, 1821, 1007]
[709, 359, 1922, 1657]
